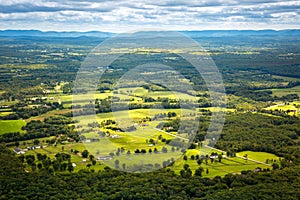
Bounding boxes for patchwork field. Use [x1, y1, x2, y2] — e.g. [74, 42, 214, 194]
[0, 120, 26, 134]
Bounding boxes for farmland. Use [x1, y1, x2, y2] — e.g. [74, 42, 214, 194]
[0, 119, 25, 134]
[0, 31, 300, 199]
[270, 86, 300, 97]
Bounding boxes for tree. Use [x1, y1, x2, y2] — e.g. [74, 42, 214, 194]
[184, 164, 189, 170]
[67, 163, 74, 172]
[135, 149, 140, 154]
[195, 167, 204, 176]
[15, 141, 19, 147]
[149, 138, 155, 144]
[218, 154, 223, 162]
[266, 159, 269, 164]
[89, 154, 94, 161]
[82, 150, 89, 158]
[37, 153, 43, 161]
[33, 139, 40, 145]
[115, 160, 120, 168]
[197, 159, 203, 165]
[191, 155, 195, 160]
[272, 163, 280, 170]
[188, 143, 197, 149]
[92, 160, 96, 166]
[31, 163, 36, 171]
[37, 163, 43, 170]
[25, 155, 35, 165]
[18, 155, 25, 163]
[183, 155, 188, 161]
[185, 168, 192, 178]
[244, 154, 248, 163]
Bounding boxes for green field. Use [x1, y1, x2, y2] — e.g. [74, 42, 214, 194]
[27, 109, 72, 122]
[171, 148, 274, 178]
[270, 86, 300, 97]
[272, 75, 300, 82]
[265, 101, 300, 116]
[74, 108, 196, 127]
[237, 151, 280, 163]
[0, 120, 26, 134]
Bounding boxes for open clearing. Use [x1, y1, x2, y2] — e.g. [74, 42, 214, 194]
[237, 151, 280, 163]
[171, 148, 275, 178]
[264, 101, 300, 116]
[0, 120, 26, 134]
[270, 86, 300, 97]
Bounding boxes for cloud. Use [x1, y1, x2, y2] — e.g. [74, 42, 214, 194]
[0, 0, 299, 31]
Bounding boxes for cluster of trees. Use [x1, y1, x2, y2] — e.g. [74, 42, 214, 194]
[215, 113, 300, 159]
[0, 116, 79, 143]
[260, 108, 298, 117]
[18, 152, 74, 173]
[0, 101, 62, 120]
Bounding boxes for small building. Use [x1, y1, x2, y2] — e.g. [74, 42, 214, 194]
[72, 163, 76, 167]
[110, 134, 120, 139]
[97, 156, 112, 161]
[209, 155, 218, 159]
[13, 148, 25, 154]
[253, 167, 262, 173]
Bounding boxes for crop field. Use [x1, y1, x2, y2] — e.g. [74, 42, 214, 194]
[0, 120, 26, 134]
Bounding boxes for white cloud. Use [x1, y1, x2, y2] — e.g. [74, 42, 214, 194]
[0, 0, 299, 31]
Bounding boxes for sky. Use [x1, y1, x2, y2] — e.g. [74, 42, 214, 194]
[0, 0, 299, 32]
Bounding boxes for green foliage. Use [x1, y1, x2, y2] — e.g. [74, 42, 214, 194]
[215, 113, 300, 156]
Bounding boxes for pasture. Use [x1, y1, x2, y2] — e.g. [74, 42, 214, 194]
[0, 120, 26, 134]
[236, 151, 280, 163]
[270, 86, 300, 97]
[265, 101, 300, 116]
[171, 148, 274, 178]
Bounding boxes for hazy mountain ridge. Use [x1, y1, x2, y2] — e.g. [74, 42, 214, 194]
[0, 29, 299, 38]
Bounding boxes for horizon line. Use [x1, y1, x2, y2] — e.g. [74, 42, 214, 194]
[1, 28, 300, 34]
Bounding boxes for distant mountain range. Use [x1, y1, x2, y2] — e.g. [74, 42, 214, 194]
[0, 29, 299, 38]
[0, 30, 113, 37]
